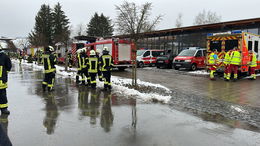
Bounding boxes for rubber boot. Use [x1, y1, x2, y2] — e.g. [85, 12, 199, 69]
[1, 108, 10, 115]
[76, 76, 80, 84]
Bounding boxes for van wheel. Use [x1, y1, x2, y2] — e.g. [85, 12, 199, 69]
[190, 64, 197, 71]
[138, 62, 144, 68]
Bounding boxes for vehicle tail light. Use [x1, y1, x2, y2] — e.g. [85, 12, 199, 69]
[165, 60, 169, 64]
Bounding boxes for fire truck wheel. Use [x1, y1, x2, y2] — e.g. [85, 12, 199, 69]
[190, 64, 197, 71]
[138, 62, 144, 68]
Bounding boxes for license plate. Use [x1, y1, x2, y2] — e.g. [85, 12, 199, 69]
[176, 64, 181, 67]
[158, 61, 164, 63]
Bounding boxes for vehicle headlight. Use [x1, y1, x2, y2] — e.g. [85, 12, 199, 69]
[185, 60, 192, 62]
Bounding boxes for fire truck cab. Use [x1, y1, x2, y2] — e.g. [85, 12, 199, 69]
[206, 31, 260, 72]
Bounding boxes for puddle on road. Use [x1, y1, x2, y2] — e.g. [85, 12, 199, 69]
[2, 62, 260, 146]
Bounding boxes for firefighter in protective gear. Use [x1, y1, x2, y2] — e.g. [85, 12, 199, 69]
[81, 48, 91, 85]
[68, 51, 73, 68]
[208, 49, 218, 80]
[76, 49, 83, 84]
[99, 47, 114, 90]
[248, 50, 257, 80]
[0, 47, 12, 115]
[228, 47, 241, 81]
[87, 50, 100, 89]
[42, 46, 56, 92]
[223, 49, 232, 81]
[96, 49, 103, 81]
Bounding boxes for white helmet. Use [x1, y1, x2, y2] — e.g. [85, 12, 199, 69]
[90, 50, 96, 56]
[77, 49, 82, 54]
[103, 47, 108, 51]
[82, 47, 87, 53]
[49, 46, 54, 52]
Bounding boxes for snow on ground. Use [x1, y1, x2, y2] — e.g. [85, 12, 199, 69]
[12, 59, 172, 104]
[188, 70, 209, 75]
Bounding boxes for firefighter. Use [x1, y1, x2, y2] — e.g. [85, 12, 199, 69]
[99, 47, 114, 90]
[87, 50, 99, 89]
[42, 46, 56, 92]
[0, 46, 12, 115]
[208, 49, 218, 80]
[248, 50, 257, 80]
[96, 50, 103, 81]
[80, 47, 90, 85]
[223, 49, 232, 81]
[68, 51, 73, 68]
[76, 49, 83, 84]
[18, 50, 23, 64]
[228, 47, 241, 81]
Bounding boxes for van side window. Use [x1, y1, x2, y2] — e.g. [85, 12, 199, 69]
[254, 41, 258, 53]
[195, 50, 202, 57]
[248, 41, 252, 51]
[202, 50, 206, 56]
[152, 51, 162, 57]
[143, 51, 150, 57]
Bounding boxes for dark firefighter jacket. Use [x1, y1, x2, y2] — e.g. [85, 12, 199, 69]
[42, 53, 56, 73]
[0, 51, 12, 89]
[99, 54, 114, 71]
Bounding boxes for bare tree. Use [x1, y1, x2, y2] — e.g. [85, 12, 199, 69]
[76, 23, 86, 36]
[175, 13, 183, 28]
[194, 10, 221, 25]
[115, 1, 162, 87]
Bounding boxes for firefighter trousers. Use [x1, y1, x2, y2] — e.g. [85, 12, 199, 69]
[89, 73, 97, 88]
[42, 72, 55, 90]
[102, 71, 111, 89]
[0, 89, 8, 109]
[81, 68, 91, 85]
[209, 65, 217, 80]
[250, 67, 256, 79]
[224, 65, 230, 79]
[228, 64, 238, 79]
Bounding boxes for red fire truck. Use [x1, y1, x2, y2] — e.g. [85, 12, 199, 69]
[71, 39, 133, 71]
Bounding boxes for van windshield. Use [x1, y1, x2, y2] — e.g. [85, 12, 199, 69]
[178, 50, 197, 56]
[137, 50, 146, 56]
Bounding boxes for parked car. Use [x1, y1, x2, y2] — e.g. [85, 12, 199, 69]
[156, 52, 176, 69]
[137, 49, 164, 68]
[172, 48, 206, 71]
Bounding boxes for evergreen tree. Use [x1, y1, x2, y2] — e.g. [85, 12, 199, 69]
[29, 4, 53, 46]
[29, 3, 70, 47]
[52, 2, 70, 45]
[87, 13, 113, 37]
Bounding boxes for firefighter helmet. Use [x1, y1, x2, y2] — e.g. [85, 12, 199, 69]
[49, 46, 55, 52]
[77, 49, 82, 54]
[103, 47, 108, 51]
[82, 47, 87, 53]
[90, 50, 96, 56]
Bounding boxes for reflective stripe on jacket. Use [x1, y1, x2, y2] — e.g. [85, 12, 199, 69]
[42, 54, 56, 73]
[250, 53, 257, 67]
[0, 52, 12, 89]
[88, 57, 99, 73]
[208, 52, 218, 65]
[230, 51, 241, 65]
[224, 51, 232, 65]
[99, 55, 114, 71]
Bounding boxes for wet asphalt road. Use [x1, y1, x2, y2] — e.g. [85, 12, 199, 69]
[1, 63, 260, 146]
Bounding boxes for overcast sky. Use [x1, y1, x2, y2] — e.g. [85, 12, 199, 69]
[1, 0, 260, 38]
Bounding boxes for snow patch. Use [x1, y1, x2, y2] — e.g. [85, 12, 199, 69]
[188, 70, 209, 75]
[12, 59, 172, 104]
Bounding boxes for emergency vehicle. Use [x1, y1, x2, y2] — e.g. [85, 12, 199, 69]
[172, 47, 206, 70]
[84, 38, 133, 71]
[136, 49, 164, 68]
[206, 31, 260, 72]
